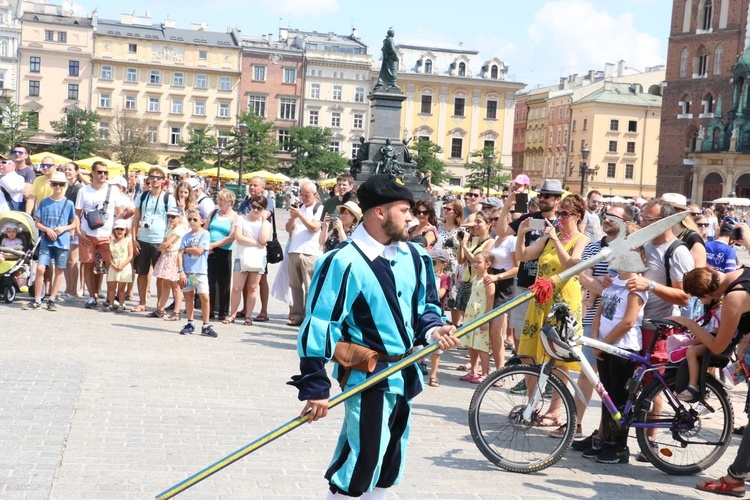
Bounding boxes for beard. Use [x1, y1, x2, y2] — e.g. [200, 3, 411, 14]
[382, 212, 409, 242]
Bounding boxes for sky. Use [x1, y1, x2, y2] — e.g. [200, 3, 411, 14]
[70, 0, 672, 88]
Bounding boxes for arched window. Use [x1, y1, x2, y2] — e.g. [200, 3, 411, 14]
[697, 47, 708, 76]
[701, 0, 713, 30]
[714, 43, 723, 75]
[683, 0, 692, 32]
[680, 47, 689, 77]
[703, 93, 715, 114]
[490, 64, 498, 79]
[458, 62, 466, 77]
[424, 59, 432, 74]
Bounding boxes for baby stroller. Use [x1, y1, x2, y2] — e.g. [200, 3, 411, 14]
[0, 211, 40, 303]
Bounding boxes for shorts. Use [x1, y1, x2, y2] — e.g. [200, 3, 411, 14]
[134, 240, 161, 275]
[182, 273, 209, 294]
[509, 286, 531, 338]
[38, 246, 69, 269]
[79, 235, 111, 265]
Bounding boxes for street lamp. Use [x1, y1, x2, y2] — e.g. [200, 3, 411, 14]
[484, 151, 494, 197]
[578, 145, 599, 195]
[216, 143, 224, 193]
[236, 122, 248, 195]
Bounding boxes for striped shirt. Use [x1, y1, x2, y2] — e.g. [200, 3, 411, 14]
[582, 237, 610, 326]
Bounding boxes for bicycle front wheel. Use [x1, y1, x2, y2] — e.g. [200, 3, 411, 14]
[634, 375, 734, 475]
[468, 364, 577, 473]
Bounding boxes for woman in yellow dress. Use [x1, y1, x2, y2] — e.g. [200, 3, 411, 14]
[515, 194, 589, 426]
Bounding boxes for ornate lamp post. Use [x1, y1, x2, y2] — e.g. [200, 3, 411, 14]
[215, 144, 224, 193]
[236, 122, 248, 195]
[484, 151, 494, 197]
[578, 145, 599, 195]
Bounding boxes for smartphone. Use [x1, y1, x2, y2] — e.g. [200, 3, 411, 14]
[516, 193, 528, 213]
[329, 212, 340, 220]
[528, 218, 546, 231]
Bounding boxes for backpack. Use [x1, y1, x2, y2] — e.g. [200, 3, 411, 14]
[0, 185, 22, 211]
[664, 239, 687, 288]
[139, 191, 171, 212]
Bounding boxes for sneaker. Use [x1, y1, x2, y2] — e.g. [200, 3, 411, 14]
[179, 323, 195, 335]
[510, 380, 527, 394]
[201, 324, 218, 338]
[85, 297, 97, 309]
[101, 301, 112, 312]
[596, 445, 630, 464]
[635, 440, 657, 463]
[22, 300, 42, 310]
[572, 431, 600, 452]
[695, 401, 713, 418]
[549, 423, 583, 439]
[46, 300, 57, 312]
[582, 445, 603, 459]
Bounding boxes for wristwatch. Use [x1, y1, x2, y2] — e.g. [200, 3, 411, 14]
[647, 281, 656, 292]
[178, 268, 184, 273]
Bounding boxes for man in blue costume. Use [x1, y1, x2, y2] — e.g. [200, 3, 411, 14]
[289, 174, 460, 499]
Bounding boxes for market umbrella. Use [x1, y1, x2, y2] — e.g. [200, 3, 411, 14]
[318, 178, 337, 188]
[170, 166, 195, 176]
[242, 170, 290, 183]
[197, 167, 239, 180]
[30, 152, 72, 165]
[128, 161, 167, 174]
[713, 197, 750, 207]
[76, 156, 125, 176]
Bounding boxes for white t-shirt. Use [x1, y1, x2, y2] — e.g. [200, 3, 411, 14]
[288, 202, 323, 256]
[75, 183, 126, 238]
[235, 215, 266, 268]
[0, 170, 25, 214]
[706, 216, 718, 238]
[642, 239, 695, 321]
[599, 277, 647, 351]
[196, 194, 215, 220]
[490, 235, 516, 271]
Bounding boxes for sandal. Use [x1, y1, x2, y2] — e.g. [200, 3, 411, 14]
[533, 414, 562, 427]
[455, 363, 471, 371]
[429, 377, 440, 387]
[677, 385, 700, 402]
[147, 309, 164, 318]
[459, 372, 477, 382]
[130, 304, 146, 313]
[222, 316, 236, 325]
[696, 477, 746, 497]
[164, 313, 181, 322]
[253, 314, 270, 322]
[492, 379, 505, 388]
[243, 318, 253, 326]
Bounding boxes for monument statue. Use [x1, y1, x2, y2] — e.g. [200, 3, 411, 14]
[373, 138, 403, 176]
[402, 136, 413, 164]
[374, 28, 399, 90]
[349, 137, 368, 177]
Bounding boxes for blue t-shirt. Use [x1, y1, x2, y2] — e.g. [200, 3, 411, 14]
[705, 240, 737, 273]
[179, 229, 210, 275]
[137, 191, 176, 244]
[35, 197, 75, 249]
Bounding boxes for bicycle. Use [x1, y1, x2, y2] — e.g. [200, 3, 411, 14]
[468, 303, 735, 474]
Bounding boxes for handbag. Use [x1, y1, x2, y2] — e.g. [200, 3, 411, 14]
[84, 185, 112, 230]
[266, 211, 284, 264]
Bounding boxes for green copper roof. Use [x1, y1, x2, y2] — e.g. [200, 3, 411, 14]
[575, 83, 662, 106]
[734, 48, 750, 72]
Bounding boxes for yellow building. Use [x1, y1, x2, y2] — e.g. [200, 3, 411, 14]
[396, 43, 523, 185]
[91, 12, 242, 167]
[523, 88, 550, 187]
[567, 82, 662, 198]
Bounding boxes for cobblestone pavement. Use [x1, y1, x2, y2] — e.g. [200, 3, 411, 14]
[1, 209, 749, 499]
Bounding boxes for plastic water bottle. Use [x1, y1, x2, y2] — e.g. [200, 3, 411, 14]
[722, 352, 750, 385]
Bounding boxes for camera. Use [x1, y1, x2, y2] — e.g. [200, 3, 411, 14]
[731, 226, 743, 241]
[142, 222, 151, 229]
[457, 230, 466, 240]
[291, 203, 299, 209]
[329, 212, 339, 220]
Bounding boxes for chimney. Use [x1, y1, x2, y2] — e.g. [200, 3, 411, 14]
[279, 28, 288, 42]
[268, 33, 273, 43]
[163, 18, 176, 28]
[587, 69, 595, 81]
[604, 62, 614, 79]
[617, 59, 625, 77]
[560, 77, 566, 89]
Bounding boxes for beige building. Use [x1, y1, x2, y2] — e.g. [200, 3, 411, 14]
[18, 10, 93, 145]
[91, 12, 242, 166]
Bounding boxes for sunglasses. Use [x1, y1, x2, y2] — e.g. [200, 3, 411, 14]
[691, 212, 702, 217]
[605, 212, 625, 222]
[50, 182, 66, 188]
[489, 217, 499, 223]
[40, 163, 54, 169]
[555, 211, 572, 218]
[697, 222, 709, 227]
[95, 170, 109, 176]
[540, 193, 558, 199]
[114, 228, 126, 231]
[443, 207, 454, 212]
[11, 150, 25, 155]
[416, 210, 428, 215]
[187, 217, 200, 222]
[167, 214, 180, 219]
[149, 175, 165, 181]
[466, 193, 481, 198]
[590, 200, 603, 205]
[251, 205, 264, 211]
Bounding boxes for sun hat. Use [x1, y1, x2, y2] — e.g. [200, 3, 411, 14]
[661, 193, 688, 211]
[337, 200, 362, 222]
[49, 171, 67, 184]
[513, 174, 530, 186]
[113, 219, 129, 229]
[108, 176, 128, 189]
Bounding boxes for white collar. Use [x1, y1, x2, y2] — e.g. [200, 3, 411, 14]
[350, 223, 409, 261]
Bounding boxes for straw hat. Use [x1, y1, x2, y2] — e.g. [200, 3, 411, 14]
[337, 201, 362, 222]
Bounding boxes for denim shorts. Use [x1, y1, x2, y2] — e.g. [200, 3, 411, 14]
[581, 324, 599, 369]
[38, 246, 69, 269]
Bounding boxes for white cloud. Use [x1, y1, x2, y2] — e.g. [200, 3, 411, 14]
[259, 0, 339, 16]
[524, 0, 665, 82]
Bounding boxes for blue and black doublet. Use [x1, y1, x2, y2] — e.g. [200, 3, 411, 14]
[289, 224, 445, 496]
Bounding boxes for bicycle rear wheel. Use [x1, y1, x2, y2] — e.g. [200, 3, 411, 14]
[634, 375, 734, 475]
[468, 364, 577, 473]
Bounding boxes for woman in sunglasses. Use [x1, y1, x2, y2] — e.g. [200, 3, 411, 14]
[435, 200, 463, 325]
[408, 200, 438, 249]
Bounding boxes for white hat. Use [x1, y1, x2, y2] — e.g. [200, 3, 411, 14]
[49, 171, 67, 184]
[113, 219, 129, 229]
[337, 201, 362, 222]
[108, 176, 128, 189]
[661, 193, 688, 211]
[186, 177, 201, 190]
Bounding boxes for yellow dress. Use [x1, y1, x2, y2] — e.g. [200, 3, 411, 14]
[517, 235, 582, 369]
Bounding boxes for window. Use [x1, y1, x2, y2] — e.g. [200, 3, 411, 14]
[353, 113, 363, 129]
[582, 119, 587, 131]
[283, 67, 296, 84]
[147, 125, 158, 143]
[486, 100, 497, 120]
[67, 84, 78, 100]
[625, 164, 635, 179]
[277, 129, 292, 151]
[194, 101, 205, 116]
[310, 83, 320, 99]
[27, 111, 39, 131]
[332, 85, 342, 100]
[279, 98, 296, 120]
[424, 59, 432, 74]
[458, 62, 466, 76]
[627, 141, 636, 153]
[219, 76, 231, 91]
[101, 65, 112, 80]
[331, 112, 341, 128]
[490, 64, 498, 79]
[126, 68, 137, 82]
[57, 31, 66, 43]
[308, 110, 319, 126]
[217, 133, 228, 149]
[607, 163, 616, 178]
[0, 40, 7, 57]
[451, 138, 463, 158]
[355, 87, 365, 103]
[198, 50, 207, 60]
[248, 95, 266, 117]
[351, 142, 360, 159]
[609, 119, 619, 131]
[128, 43, 137, 53]
[28, 80, 39, 96]
[484, 139, 495, 152]
[421, 94, 432, 114]
[558, 108, 563, 120]
[125, 95, 136, 110]
[148, 97, 160, 112]
[253, 65, 266, 81]
[703, 94, 715, 114]
[195, 74, 207, 89]
[99, 93, 110, 108]
[628, 120, 637, 132]
[173, 72, 184, 86]
[454, 97, 465, 117]
[29, 56, 40, 72]
[171, 99, 183, 114]
[714, 43, 723, 75]
[98, 122, 109, 140]
[68, 60, 79, 77]
[330, 141, 340, 153]
[149, 70, 161, 84]
[0, 71, 4, 88]
[44, 30, 53, 41]
[572, 120, 576, 132]
[697, 48, 708, 77]
[702, 0, 713, 30]
[218, 102, 230, 118]
[169, 127, 181, 145]
[680, 47, 689, 78]
[608, 140, 617, 152]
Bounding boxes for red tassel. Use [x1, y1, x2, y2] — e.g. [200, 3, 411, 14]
[530, 279, 554, 304]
